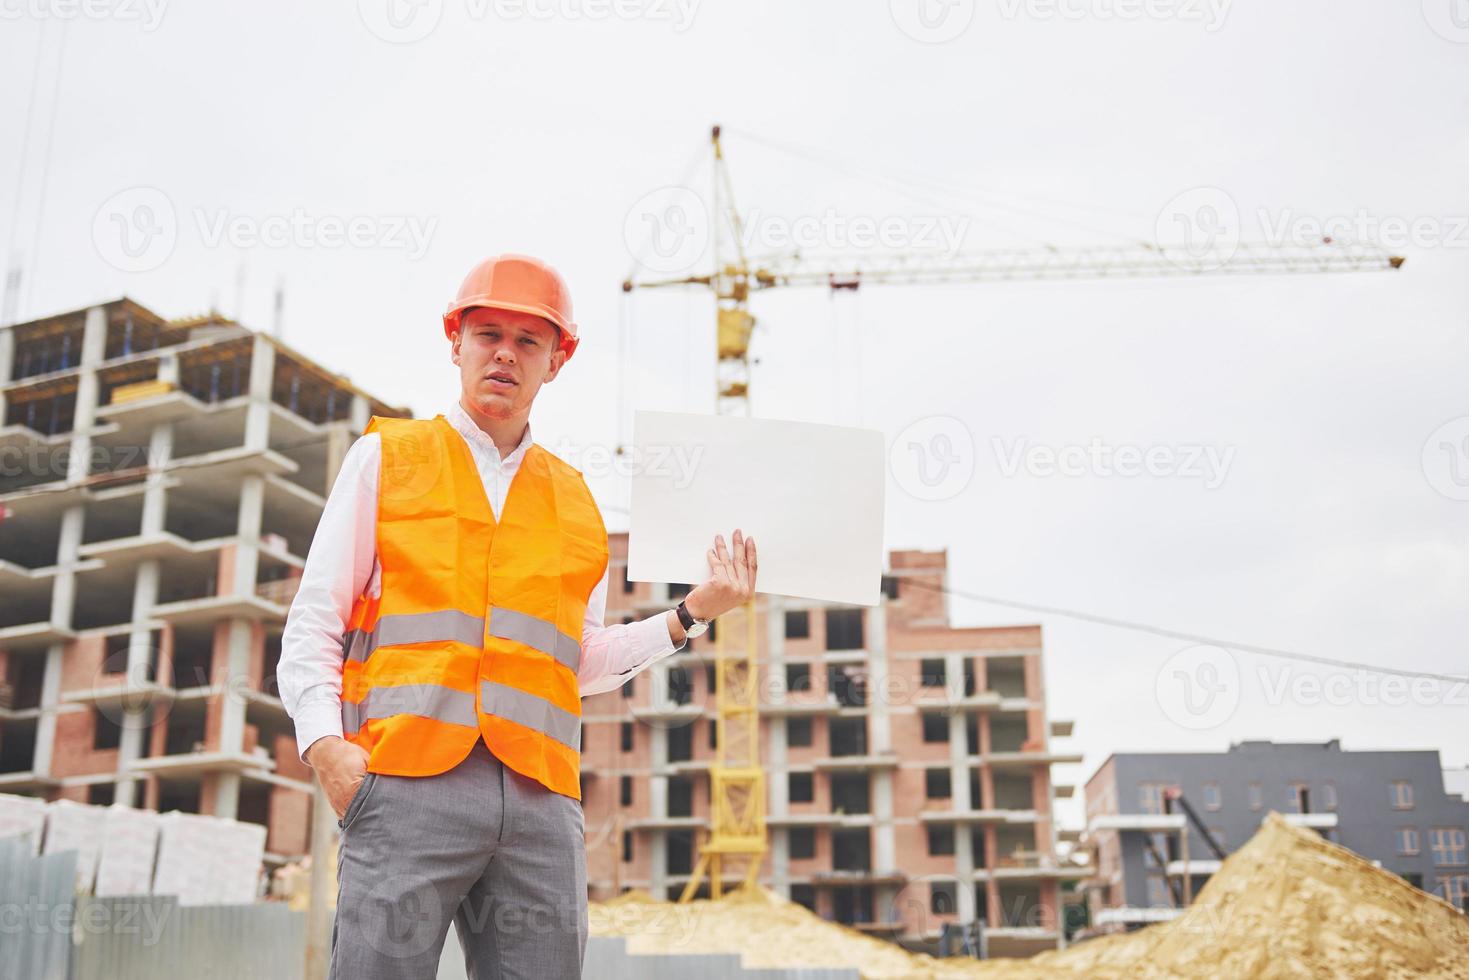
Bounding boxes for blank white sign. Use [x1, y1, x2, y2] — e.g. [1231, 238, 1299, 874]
[627, 410, 885, 606]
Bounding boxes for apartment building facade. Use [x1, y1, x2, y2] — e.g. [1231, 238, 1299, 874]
[0, 299, 404, 864]
[582, 544, 1082, 956]
[1083, 739, 1469, 932]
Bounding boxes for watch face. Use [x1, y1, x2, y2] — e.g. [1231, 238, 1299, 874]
[686, 620, 709, 638]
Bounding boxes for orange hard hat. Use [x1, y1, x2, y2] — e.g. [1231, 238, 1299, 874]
[443, 254, 579, 361]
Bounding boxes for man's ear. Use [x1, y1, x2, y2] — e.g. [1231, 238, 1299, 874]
[450, 330, 462, 365]
[543, 348, 567, 383]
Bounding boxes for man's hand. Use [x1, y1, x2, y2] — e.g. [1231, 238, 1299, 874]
[305, 735, 372, 819]
[684, 528, 758, 622]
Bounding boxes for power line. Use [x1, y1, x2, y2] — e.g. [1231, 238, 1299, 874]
[23, 18, 70, 320]
[897, 576, 1465, 685]
[584, 518, 1464, 686]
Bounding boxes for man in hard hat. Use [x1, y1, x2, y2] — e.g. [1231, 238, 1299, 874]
[278, 254, 758, 979]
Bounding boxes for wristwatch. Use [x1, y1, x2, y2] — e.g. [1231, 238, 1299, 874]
[674, 599, 710, 639]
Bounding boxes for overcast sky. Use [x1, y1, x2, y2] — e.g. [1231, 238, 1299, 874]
[4, 0, 1466, 825]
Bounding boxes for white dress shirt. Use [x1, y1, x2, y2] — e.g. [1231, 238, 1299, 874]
[277, 401, 684, 763]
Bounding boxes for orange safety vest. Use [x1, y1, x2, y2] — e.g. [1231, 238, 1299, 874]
[339, 414, 608, 800]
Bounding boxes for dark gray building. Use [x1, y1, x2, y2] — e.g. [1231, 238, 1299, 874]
[1081, 740, 1469, 932]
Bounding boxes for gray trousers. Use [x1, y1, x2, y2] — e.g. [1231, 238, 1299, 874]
[330, 740, 587, 980]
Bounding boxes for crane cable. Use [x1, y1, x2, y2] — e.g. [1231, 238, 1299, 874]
[726, 126, 1148, 248]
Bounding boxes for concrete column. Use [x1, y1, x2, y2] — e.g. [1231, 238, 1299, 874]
[949, 712, 971, 810]
[80, 305, 108, 366]
[211, 618, 253, 818]
[243, 334, 275, 451]
[232, 474, 264, 598]
[0, 325, 13, 417]
[30, 643, 65, 778]
[349, 393, 370, 432]
[0, 323, 14, 377]
[157, 351, 179, 386]
[38, 502, 86, 774]
[217, 619, 253, 752]
[766, 704, 789, 785]
[955, 824, 977, 923]
[866, 601, 896, 910]
[649, 764, 668, 898]
[944, 652, 965, 704]
[325, 424, 351, 498]
[140, 422, 173, 535]
[65, 306, 107, 483]
[213, 772, 241, 819]
[770, 829, 790, 899]
[49, 506, 84, 628]
[873, 771, 895, 862]
[765, 594, 789, 895]
[115, 561, 160, 807]
[125, 561, 159, 674]
[868, 603, 890, 753]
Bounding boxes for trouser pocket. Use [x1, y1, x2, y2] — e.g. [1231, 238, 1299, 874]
[338, 772, 379, 831]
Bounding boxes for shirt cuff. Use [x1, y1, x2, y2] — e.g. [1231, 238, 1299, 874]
[633, 610, 685, 662]
[294, 700, 346, 765]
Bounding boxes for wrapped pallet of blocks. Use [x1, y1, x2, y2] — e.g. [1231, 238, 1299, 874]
[94, 803, 162, 897]
[0, 793, 47, 854]
[152, 810, 267, 905]
[42, 798, 105, 892]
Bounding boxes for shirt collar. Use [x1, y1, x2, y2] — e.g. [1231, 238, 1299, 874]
[447, 400, 533, 466]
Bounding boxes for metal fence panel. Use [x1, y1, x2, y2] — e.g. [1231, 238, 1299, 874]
[71, 896, 305, 980]
[582, 935, 862, 980]
[0, 835, 76, 980]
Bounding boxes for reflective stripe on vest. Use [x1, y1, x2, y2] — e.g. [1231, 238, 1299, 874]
[343, 683, 477, 734]
[343, 609, 485, 663]
[343, 680, 580, 749]
[343, 606, 582, 673]
[487, 607, 582, 674]
[480, 679, 581, 751]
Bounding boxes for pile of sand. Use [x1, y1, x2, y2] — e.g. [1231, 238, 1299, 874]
[589, 814, 1469, 979]
[592, 880, 938, 977]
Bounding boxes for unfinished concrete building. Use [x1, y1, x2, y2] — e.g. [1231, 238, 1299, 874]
[0, 299, 406, 866]
[582, 544, 1083, 956]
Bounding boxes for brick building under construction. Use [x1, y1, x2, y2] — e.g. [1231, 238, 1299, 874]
[582, 544, 1083, 955]
[0, 298, 406, 866]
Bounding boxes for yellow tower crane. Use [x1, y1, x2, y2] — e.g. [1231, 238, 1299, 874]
[620, 125, 1403, 903]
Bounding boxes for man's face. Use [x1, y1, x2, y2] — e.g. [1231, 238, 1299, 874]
[451, 306, 566, 419]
